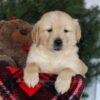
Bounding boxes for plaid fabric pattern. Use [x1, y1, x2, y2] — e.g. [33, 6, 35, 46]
[0, 66, 85, 100]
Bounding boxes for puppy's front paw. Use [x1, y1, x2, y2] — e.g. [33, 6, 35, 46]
[24, 69, 39, 88]
[55, 75, 72, 94]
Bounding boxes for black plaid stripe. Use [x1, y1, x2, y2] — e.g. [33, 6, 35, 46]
[0, 79, 16, 100]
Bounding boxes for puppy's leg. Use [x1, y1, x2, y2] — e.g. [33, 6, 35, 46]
[0, 96, 3, 100]
[24, 63, 39, 88]
[55, 68, 75, 94]
[74, 60, 88, 77]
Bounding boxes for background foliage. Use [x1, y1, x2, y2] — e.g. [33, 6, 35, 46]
[0, 0, 100, 97]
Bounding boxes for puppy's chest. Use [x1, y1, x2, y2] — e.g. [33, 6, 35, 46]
[35, 52, 74, 73]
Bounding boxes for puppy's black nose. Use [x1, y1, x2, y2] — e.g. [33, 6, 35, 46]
[54, 38, 63, 51]
[54, 38, 62, 46]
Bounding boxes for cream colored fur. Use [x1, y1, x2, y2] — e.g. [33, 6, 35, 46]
[24, 11, 88, 94]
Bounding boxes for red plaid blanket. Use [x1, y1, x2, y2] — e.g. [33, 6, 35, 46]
[0, 66, 85, 100]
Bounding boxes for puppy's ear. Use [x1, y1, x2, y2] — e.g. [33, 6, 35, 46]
[31, 23, 40, 46]
[73, 19, 81, 43]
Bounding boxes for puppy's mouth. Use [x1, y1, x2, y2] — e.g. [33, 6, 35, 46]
[54, 46, 62, 51]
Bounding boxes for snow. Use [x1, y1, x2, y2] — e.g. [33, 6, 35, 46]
[85, 0, 100, 8]
[90, 58, 100, 65]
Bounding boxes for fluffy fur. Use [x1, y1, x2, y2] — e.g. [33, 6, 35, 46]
[24, 11, 88, 94]
[0, 19, 32, 68]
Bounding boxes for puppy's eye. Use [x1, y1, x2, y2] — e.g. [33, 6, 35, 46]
[64, 29, 68, 33]
[47, 29, 52, 32]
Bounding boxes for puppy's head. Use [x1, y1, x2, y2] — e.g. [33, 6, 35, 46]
[32, 11, 81, 52]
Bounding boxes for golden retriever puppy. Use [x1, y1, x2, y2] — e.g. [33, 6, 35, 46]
[24, 11, 88, 94]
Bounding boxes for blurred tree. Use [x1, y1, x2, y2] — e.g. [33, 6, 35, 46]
[0, 0, 87, 22]
[79, 7, 100, 86]
[0, 0, 100, 97]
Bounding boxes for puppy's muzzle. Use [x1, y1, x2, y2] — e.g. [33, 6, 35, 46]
[53, 38, 63, 51]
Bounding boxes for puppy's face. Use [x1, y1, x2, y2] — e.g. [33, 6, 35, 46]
[32, 11, 81, 52]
